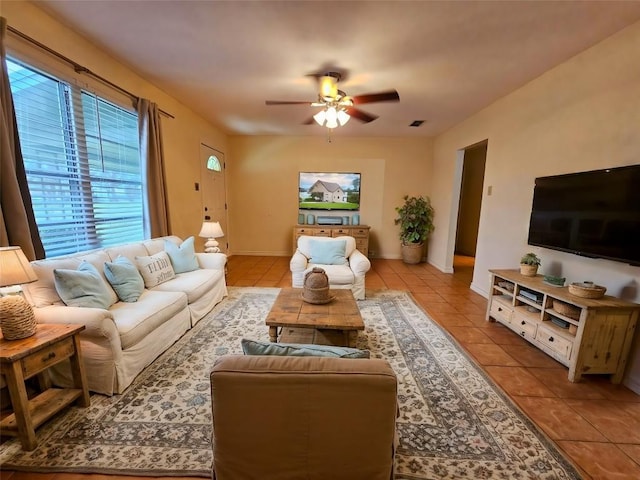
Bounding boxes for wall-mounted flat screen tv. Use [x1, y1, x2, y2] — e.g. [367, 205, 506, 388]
[299, 172, 361, 211]
[527, 164, 640, 266]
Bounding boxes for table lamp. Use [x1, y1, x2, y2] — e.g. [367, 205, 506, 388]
[198, 221, 224, 253]
[0, 246, 39, 340]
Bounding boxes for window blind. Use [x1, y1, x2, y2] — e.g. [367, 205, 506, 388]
[7, 58, 144, 258]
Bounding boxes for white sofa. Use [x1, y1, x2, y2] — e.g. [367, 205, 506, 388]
[21, 236, 227, 395]
[290, 235, 371, 300]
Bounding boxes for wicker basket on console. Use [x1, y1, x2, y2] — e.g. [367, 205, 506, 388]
[568, 282, 606, 299]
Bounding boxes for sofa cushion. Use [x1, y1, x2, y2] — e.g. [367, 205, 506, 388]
[308, 238, 348, 265]
[144, 236, 182, 255]
[151, 268, 224, 304]
[26, 257, 82, 307]
[104, 256, 145, 302]
[241, 338, 370, 358]
[165, 236, 199, 274]
[135, 251, 176, 288]
[109, 289, 188, 349]
[54, 261, 116, 309]
[307, 264, 355, 285]
[105, 242, 149, 264]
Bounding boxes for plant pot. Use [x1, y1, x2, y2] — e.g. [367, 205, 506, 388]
[401, 243, 423, 264]
[520, 264, 538, 276]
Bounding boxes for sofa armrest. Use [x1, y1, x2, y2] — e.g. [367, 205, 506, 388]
[34, 305, 118, 340]
[290, 250, 309, 272]
[196, 252, 227, 270]
[348, 249, 372, 276]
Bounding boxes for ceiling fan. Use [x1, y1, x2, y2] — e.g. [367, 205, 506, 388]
[265, 72, 399, 128]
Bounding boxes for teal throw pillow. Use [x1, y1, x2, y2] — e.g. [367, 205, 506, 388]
[54, 261, 115, 309]
[104, 256, 145, 302]
[308, 238, 348, 265]
[241, 338, 370, 359]
[164, 236, 199, 274]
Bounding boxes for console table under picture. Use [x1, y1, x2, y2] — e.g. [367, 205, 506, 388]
[293, 225, 370, 257]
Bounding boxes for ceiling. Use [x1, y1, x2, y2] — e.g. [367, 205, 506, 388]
[32, 0, 640, 137]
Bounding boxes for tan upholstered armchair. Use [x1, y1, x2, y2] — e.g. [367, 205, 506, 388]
[290, 235, 371, 300]
[210, 354, 398, 480]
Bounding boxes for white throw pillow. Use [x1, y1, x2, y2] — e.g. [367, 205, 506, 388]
[135, 251, 176, 288]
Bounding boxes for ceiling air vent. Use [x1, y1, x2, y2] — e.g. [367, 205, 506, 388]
[409, 120, 425, 127]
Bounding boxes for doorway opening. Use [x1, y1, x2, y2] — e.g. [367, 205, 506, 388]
[453, 140, 488, 278]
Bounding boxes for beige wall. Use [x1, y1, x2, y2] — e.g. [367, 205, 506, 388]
[3, 1, 228, 250]
[430, 21, 640, 389]
[227, 136, 432, 257]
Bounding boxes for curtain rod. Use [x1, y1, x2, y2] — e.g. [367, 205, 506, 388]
[7, 25, 175, 119]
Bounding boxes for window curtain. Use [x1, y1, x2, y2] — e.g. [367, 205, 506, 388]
[0, 17, 44, 260]
[137, 98, 169, 238]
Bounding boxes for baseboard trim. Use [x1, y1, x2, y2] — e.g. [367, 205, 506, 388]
[624, 374, 640, 395]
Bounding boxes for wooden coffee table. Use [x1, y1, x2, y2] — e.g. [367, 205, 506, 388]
[266, 288, 365, 347]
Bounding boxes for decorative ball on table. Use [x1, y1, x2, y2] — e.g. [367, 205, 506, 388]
[0, 246, 39, 340]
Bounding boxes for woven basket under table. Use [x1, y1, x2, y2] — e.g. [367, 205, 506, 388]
[552, 300, 581, 320]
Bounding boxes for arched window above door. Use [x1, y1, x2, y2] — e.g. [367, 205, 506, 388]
[206, 155, 222, 172]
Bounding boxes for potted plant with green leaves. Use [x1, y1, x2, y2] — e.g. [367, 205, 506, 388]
[394, 195, 435, 264]
[520, 252, 541, 276]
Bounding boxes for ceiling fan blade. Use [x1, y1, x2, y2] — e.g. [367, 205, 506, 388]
[265, 100, 311, 105]
[352, 90, 400, 105]
[346, 107, 378, 123]
[302, 116, 316, 125]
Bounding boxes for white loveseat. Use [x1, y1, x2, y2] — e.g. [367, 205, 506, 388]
[21, 236, 227, 395]
[290, 235, 371, 300]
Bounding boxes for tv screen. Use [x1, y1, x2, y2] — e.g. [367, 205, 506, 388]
[299, 172, 360, 211]
[527, 165, 640, 266]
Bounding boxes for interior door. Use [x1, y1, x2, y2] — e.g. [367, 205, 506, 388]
[200, 143, 227, 252]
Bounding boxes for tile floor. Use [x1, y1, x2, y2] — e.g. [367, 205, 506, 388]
[1, 255, 639, 480]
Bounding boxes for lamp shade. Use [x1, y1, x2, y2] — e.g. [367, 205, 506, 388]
[313, 109, 327, 126]
[0, 247, 38, 288]
[337, 109, 350, 125]
[198, 221, 224, 239]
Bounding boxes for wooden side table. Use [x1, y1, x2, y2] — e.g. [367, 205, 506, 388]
[0, 324, 90, 450]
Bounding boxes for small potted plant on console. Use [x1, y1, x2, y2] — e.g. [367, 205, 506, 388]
[520, 252, 541, 276]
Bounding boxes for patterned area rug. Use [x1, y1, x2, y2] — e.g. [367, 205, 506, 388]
[0, 287, 580, 479]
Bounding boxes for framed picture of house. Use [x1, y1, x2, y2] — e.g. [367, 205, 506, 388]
[298, 172, 361, 211]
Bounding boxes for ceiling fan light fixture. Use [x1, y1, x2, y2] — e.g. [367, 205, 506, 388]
[320, 75, 339, 99]
[337, 109, 350, 125]
[313, 109, 327, 126]
[325, 106, 339, 129]
[314, 105, 350, 128]
[266, 70, 398, 129]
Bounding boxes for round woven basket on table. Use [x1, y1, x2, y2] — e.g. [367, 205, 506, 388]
[302, 267, 334, 304]
[568, 282, 606, 299]
[0, 295, 37, 340]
